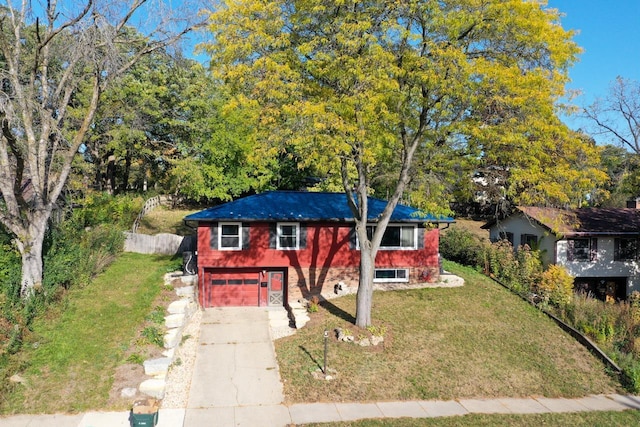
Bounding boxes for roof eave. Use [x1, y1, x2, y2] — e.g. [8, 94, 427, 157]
[184, 217, 455, 224]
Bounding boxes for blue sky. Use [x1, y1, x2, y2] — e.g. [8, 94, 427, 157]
[546, 0, 640, 140]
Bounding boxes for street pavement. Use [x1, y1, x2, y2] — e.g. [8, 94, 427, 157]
[2, 307, 640, 426]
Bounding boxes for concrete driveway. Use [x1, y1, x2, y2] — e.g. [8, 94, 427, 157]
[184, 307, 290, 426]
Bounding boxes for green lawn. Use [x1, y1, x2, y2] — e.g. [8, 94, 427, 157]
[303, 410, 640, 426]
[0, 253, 174, 414]
[275, 262, 622, 403]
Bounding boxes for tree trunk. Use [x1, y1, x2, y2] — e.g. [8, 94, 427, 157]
[356, 245, 376, 328]
[356, 234, 378, 328]
[20, 241, 44, 297]
[122, 152, 132, 192]
[106, 153, 116, 195]
[15, 214, 48, 298]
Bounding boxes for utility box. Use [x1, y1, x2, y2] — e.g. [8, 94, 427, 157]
[130, 398, 159, 427]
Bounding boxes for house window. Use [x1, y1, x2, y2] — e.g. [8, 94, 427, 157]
[615, 238, 639, 261]
[567, 238, 597, 262]
[521, 234, 538, 249]
[498, 232, 514, 245]
[364, 225, 417, 250]
[219, 223, 242, 250]
[277, 223, 299, 249]
[374, 268, 409, 282]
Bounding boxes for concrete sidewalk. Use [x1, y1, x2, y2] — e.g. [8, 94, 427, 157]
[2, 394, 640, 426]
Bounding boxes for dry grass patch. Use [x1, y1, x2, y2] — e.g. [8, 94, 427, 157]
[275, 262, 622, 403]
[442, 218, 489, 241]
[136, 206, 198, 236]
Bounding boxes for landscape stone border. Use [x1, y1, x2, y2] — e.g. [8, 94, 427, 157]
[137, 272, 198, 400]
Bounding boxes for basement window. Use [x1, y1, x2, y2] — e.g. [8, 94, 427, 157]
[373, 268, 409, 283]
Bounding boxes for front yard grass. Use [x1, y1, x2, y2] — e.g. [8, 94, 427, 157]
[275, 261, 623, 403]
[0, 253, 174, 414]
[304, 410, 640, 426]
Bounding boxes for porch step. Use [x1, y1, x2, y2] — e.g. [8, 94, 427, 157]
[288, 302, 311, 329]
[268, 307, 296, 339]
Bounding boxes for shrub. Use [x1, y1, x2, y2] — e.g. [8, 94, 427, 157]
[307, 296, 320, 313]
[537, 264, 574, 307]
[614, 351, 640, 394]
[514, 245, 543, 295]
[439, 228, 487, 269]
[71, 192, 144, 229]
[43, 223, 124, 295]
[486, 239, 520, 288]
[483, 240, 543, 297]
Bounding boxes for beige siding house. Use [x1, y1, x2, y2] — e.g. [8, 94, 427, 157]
[483, 205, 640, 301]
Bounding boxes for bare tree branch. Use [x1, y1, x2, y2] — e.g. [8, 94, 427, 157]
[0, 0, 203, 296]
[583, 77, 640, 153]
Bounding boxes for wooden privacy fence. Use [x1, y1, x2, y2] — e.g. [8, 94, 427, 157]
[123, 232, 196, 256]
[125, 195, 197, 256]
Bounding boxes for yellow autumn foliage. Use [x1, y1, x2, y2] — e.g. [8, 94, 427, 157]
[537, 265, 574, 307]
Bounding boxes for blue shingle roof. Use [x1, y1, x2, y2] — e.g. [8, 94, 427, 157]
[184, 191, 454, 223]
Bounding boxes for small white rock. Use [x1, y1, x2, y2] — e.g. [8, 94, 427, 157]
[121, 387, 138, 398]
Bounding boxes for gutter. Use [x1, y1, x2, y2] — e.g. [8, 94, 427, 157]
[561, 232, 640, 238]
[183, 219, 198, 230]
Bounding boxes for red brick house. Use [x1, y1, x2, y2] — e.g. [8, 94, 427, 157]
[184, 191, 454, 308]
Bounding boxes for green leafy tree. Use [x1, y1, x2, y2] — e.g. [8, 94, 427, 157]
[164, 75, 279, 202]
[592, 144, 640, 207]
[206, 0, 584, 327]
[85, 52, 202, 194]
[0, 1, 199, 297]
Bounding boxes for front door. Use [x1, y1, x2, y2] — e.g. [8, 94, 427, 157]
[268, 271, 284, 306]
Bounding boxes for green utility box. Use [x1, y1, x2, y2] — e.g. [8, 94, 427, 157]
[130, 398, 159, 427]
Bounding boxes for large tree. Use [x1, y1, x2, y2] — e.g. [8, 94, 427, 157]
[206, 0, 585, 327]
[85, 52, 204, 194]
[0, 0, 200, 297]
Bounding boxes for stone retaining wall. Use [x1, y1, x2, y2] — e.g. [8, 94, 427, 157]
[138, 273, 198, 400]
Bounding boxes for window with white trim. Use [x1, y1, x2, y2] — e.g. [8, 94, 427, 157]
[360, 224, 417, 250]
[277, 222, 300, 249]
[219, 222, 242, 250]
[374, 268, 409, 282]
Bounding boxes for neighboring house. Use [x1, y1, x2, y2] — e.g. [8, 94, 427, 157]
[184, 191, 454, 308]
[482, 204, 640, 301]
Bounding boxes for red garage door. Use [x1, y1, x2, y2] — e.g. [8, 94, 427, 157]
[206, 271, 260, 307]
